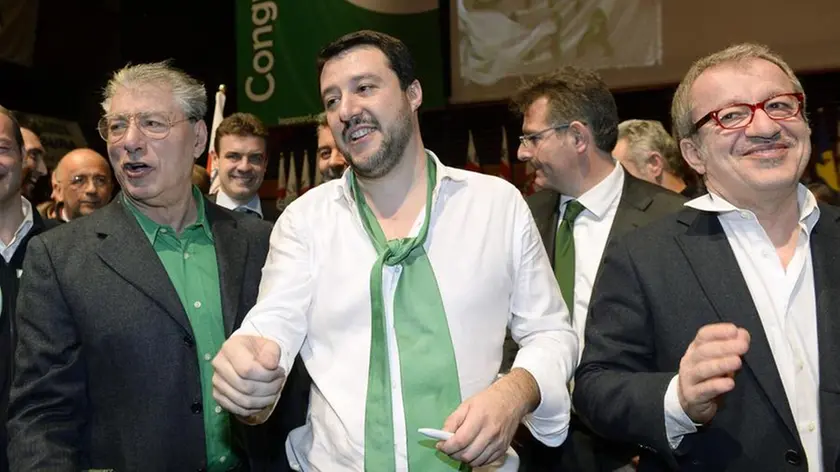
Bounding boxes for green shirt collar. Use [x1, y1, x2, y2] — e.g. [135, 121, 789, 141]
[123, 186, 214, 244]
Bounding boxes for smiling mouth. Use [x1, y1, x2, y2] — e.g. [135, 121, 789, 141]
[346, 127, 375, 143]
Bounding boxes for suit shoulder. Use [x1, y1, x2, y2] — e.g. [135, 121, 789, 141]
[622, 207, 699, 248]
[526, 188, 558, 209]
[34, 208, 105, 249]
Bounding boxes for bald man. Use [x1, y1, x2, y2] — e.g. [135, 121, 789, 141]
[53, 148, 113, 221]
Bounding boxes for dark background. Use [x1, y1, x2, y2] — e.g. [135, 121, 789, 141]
[1, 0, 839, 189]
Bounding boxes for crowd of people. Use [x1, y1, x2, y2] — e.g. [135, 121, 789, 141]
[0, 28, 836, 472]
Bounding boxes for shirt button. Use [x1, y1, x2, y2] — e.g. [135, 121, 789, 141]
[204, 353, 212, 361]
[215, 405, 222, 414]
[194, 301, 202, 309]
[191, 401, 203, 414]
[219, 456, 227, 463]
[184, 253, 191, 260]
[808, 421, 816, 432]
[160, 228, 168, 233]
[797, 360, 804, 371]
[739, 211, 751, 219]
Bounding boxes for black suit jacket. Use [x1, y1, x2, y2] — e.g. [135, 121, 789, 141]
[7, 196, 296, 472]
[574, 205, 840, 471]
[0, 209, 54, 472]
[207, 192, 282, 223]
[513, 173, 687, 471]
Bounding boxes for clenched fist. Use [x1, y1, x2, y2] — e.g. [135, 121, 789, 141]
[212, 335, 286, 424]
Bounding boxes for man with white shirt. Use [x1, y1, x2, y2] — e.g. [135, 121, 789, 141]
[574, 43, 839, 471]
[510, 66, 685, 471]
[0, 105, 53, 472]
[211, 30, 579, 471]
[209, 112, 279, 221]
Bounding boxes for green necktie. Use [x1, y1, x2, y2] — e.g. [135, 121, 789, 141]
[554, 200, 586, 318]
[352, 156, 467, 472]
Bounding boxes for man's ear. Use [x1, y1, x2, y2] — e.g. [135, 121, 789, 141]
[647, 152, 665, 178]
[568, 121, 590, 154]
[680, 137, 706, 176]
[406, 80, 423, 111]
[193, 120, 208, 160]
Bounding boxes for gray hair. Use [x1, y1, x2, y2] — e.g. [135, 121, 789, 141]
[617, 119, 683, 177]
[0, 104, 24, 151]
[101, 61, 207, 120]
[671, 43, 804, 143]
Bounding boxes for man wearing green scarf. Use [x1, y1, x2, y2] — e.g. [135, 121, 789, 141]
[212, 30, 579, 472]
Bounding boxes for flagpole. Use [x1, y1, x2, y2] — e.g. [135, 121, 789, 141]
[208, 84, 227, 195]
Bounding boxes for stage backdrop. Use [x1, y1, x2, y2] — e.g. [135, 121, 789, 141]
[236, 0, 445, 125]
[451, 0, 840, 103]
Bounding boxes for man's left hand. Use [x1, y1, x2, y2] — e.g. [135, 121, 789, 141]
[436, 368, 540, 467]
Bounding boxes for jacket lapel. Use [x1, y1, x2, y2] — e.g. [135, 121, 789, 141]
[94, 199, 193, 334]
[809, 205, 840, 467]
[675, 208, 799, 442]
[206, 202, 247, 336]
[528, 190, 561, 267]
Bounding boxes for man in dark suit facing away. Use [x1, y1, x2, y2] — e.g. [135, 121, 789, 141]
[507, 66, 686, 471]
[575, 43, 838, 471]
[8, 61, 301, 472]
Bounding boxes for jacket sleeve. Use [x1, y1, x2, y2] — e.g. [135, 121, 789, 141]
[573, 237, 680, 470]
[7, 235, 86, 472]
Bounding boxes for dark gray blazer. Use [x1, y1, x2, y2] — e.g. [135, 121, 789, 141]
[7, 196, 293, 472]
[512, 172, 687, 472]
[207, 192, 282, 223]
[574, 205, 840, 471]
[528, 172, 688, 275]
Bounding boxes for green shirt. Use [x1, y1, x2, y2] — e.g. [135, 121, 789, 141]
[124, 187, 239, 471]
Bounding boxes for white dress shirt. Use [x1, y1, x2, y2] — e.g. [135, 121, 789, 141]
[559, 162, 624, 354]
[214, 188, 263, 218]
[0, 197, 35, 263]
[663, 185, 822, 472]
[235, 151, 578, 471]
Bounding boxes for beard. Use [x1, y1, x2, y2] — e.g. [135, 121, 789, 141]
[338, 102, 413, 180]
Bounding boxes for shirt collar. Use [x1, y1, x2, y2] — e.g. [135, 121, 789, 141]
[560, 161, 624, 219]
[333, 149, 467, 204]
[215, 188, 263, 218]
[686, 183, 820, 233]
[123, 186, 213, 244]
[0, 198, 35, 263]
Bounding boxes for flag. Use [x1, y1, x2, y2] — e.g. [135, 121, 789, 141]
[207, 85, 226, 195]
[275, 152, 287, 211]
[284, 152, 299, 207]
[465, 130, 482, 173]
[814, 107, 839, 190]
[299, 150, 312, 195]
[497, 126, 512, 181]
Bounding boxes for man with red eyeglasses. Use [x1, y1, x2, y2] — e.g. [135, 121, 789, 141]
[574, 43, 839, 471]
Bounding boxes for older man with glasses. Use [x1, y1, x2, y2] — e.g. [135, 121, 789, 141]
[508, 65, 686, 471]
[7, 61, 294, 472]
[49, 148, 114, 223]
[574, 43, 838, 471]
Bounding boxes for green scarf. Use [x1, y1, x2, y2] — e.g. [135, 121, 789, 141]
[352, 156, 467, 471]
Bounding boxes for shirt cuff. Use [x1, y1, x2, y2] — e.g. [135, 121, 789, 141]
[664, 374, 699, 449]
[511, 350, 571, 447]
